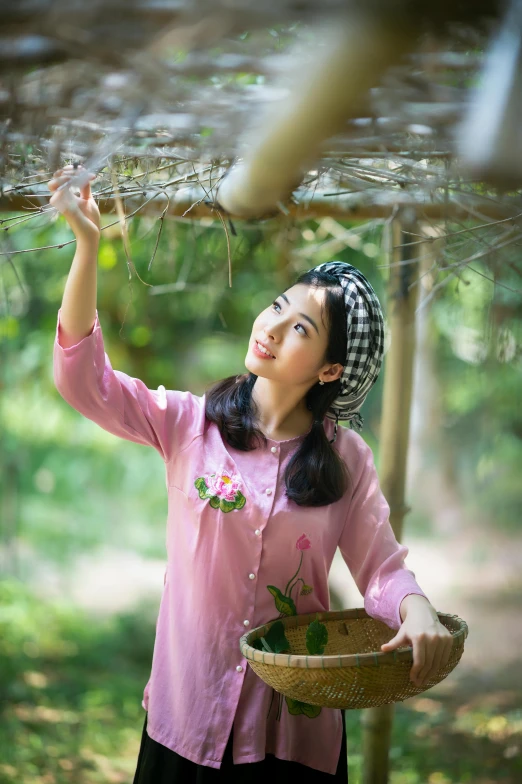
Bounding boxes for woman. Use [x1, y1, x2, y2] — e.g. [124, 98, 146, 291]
[48, 165, 452, 783]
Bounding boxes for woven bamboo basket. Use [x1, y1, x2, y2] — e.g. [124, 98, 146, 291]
[239, 608, 468, 710]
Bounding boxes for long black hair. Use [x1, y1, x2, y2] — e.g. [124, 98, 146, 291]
[204, 268, 352, 507]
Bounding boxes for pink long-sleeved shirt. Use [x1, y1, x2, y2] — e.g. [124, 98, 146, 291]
[53, 307, 430, 775]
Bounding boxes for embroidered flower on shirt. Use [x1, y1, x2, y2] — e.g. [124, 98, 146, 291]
[265, 534, 321, 721]
[267, 533, 314, 618]
[296, 534, 311, 550]
[284, 697, 322, 718]
[194, 470, 246, 513]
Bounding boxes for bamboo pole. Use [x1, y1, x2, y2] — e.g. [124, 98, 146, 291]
[360, 215, 421, 784]
[1, 187, 521, 223]
[215, 13, 417, 218]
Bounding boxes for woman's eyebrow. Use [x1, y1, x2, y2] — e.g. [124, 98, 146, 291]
[279, 293, 319, 335]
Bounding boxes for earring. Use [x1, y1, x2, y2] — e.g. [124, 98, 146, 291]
[319, 380, 325, 385]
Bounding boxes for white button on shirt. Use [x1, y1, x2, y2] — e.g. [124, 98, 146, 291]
[236, 665, 243, 672]
[254, 529, 261, 536]
[243, 620, 250, 626]
[265, 489, 272, 495]
[270, 446, 278, 453]
[248, 573, 255, 580]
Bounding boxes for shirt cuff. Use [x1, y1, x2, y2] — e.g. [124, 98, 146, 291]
[55, 307, 100, 352]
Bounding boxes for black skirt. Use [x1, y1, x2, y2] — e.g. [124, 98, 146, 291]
[133, 710, 349, 783]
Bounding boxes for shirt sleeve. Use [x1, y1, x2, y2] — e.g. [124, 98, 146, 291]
[337, 433, 431, 630]
[53, 307, 204, 463]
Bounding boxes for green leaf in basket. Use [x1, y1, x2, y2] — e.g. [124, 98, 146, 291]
[305, 618, 328, 655]
[251, 621, 291, 654]
[260, 637, 275, 653]
[267, 585, 297, 616]
[264, 620, 291, 654]
[285, 696, 322, 718]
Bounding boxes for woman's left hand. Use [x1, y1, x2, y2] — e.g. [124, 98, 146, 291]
[380, 603, 454, 688]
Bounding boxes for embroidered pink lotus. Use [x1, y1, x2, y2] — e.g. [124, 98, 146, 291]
[194, 469, 246, 513]
[205, 471, 241, 502]
[296, 534, 311, 551]
[266, 532, 319, 722]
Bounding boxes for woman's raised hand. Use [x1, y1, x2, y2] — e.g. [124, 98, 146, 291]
[47, 164, 101, 242]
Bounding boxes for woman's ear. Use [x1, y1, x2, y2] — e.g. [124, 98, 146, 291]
[327, 363, 344, 382]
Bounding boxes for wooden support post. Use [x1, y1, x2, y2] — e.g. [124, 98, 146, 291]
[360, 214, 421, 784]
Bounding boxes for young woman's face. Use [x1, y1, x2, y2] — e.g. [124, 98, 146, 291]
[245, 284, 341, 388]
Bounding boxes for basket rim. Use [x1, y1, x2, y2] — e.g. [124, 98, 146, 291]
[239, 607, 468, 669]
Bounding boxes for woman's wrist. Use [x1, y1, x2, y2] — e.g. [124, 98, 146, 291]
[399, 594, 436, 623]
[74, 229, 101, 247]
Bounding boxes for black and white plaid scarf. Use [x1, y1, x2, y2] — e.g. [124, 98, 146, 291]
[312, 261, 390, 442]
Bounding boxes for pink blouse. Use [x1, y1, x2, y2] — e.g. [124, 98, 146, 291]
[53, 307, 430, 775]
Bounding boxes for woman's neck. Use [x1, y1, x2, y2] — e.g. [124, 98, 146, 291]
[256, 409, 314, 441]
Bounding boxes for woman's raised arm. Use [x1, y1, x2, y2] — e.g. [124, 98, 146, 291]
[48, 164, 204, 462]
[47, 163, 100, 346]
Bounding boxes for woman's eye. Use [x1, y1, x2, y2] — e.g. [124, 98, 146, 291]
[271, 301, 307, 336]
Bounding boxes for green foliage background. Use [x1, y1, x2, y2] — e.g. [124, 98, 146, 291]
[0, 211, 520, 782]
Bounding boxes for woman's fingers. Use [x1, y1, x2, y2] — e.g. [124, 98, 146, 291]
[77, 170, 96, 199]
[48, 168, 95, 193]
[79, 181, 92, 200]
[52, 164, 74, 178]
[49, 184, 80, 216]
[61, 164, 94, 176]
[48, 174, 74, 192]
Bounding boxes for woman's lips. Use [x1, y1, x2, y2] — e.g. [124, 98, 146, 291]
[252, 340, 275, 359]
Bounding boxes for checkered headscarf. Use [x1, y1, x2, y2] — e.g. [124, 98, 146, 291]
[311, 261, 390, 443]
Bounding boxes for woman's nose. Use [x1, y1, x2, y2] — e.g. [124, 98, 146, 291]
[263, 327, 278, 342]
